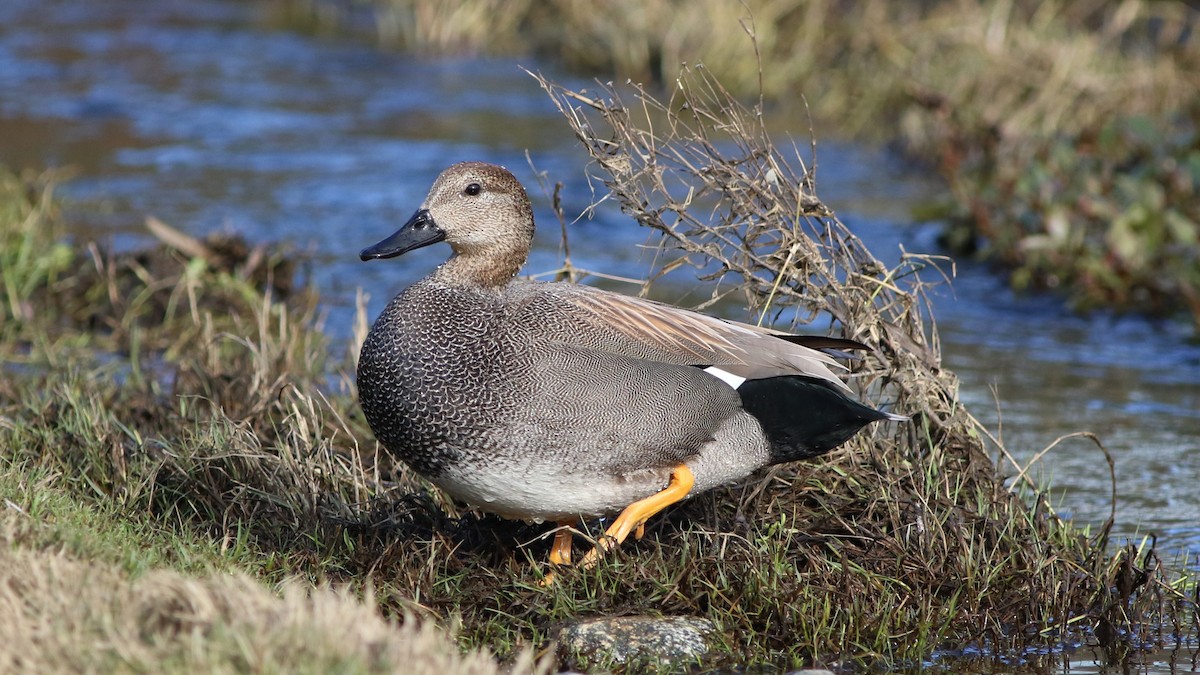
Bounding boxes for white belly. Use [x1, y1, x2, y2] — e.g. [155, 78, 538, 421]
[432, 463, 673, 521]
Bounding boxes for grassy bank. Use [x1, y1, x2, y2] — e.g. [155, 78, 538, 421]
[3, 65, 1195, 671]
[289, 0, 1200, 329]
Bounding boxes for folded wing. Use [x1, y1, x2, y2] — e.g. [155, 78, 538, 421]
[519, 282, 860, 393]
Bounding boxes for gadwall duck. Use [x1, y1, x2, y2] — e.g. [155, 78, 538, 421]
[358, 161, 905, 570]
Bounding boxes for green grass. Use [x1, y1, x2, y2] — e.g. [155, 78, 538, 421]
[2, 457, 247, 577]
[936, 115, 1200, 318]
[0, 168, 73, 333]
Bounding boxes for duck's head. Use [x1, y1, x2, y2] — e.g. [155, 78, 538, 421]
[361, 162, 535, 287]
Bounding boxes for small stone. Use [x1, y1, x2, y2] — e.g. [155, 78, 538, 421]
[557, 615, 714, 665]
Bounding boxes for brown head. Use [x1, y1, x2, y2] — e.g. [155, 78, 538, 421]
[360, 161, 535, 287]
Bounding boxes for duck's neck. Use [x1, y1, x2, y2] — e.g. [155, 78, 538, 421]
[432, 248, 526, 289]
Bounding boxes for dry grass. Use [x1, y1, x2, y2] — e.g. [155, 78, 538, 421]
[0, 518, 535, 675]
[348, 0, 1197, 140]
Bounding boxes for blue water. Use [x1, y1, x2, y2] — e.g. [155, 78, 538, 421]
[1, 0, 1197, 581]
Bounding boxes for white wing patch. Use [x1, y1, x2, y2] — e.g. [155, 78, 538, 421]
[703, 366, 747, 390]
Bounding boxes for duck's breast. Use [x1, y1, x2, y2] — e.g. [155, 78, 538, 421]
[357, 281, 528, 477]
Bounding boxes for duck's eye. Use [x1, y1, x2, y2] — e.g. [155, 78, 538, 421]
[464, 182, 482, 197]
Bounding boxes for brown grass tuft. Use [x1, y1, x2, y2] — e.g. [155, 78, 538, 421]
[0, 521, 540, 674]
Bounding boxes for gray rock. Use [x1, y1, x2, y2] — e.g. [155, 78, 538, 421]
[557, 615, 714, 665]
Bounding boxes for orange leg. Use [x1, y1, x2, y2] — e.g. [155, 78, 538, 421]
[579, 464, 695, 569]
[548, 521, 575, 566]
[539, 520, 577, 586]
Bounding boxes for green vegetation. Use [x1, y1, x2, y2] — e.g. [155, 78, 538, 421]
[292, 0, 1200, 328]
[940, 116, 1200, 317]
[2, 57, 1194, 670]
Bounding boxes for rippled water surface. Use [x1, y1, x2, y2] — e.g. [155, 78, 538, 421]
[3, 0, 1198, 601]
